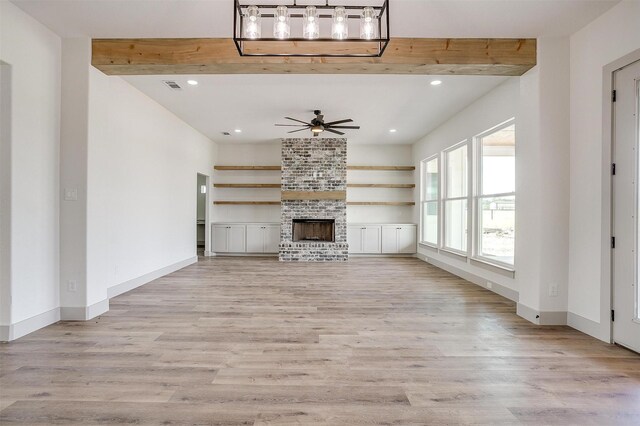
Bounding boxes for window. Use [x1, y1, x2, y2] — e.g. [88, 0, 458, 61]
[420, 156, 439, 245]
[443, 142, 468, 253]
[475, 120, 515, 266]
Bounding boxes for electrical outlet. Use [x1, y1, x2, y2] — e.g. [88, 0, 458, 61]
[67, 280, 77, 292]
[486, 281, 493, 289]
[548, 283, 558, 297]
[63, 188, 78, 201]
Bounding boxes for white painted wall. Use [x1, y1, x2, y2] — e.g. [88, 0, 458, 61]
[85, 67, 217, 306]
[213, 142, 282, 223]
[516, 37, 570, 318]
[412, 79, 520, 294]
[0, 2, 60, 334]
[568, 0, 640, 340]
[347, 144, 414, 224]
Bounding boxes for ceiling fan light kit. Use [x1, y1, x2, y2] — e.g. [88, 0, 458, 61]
[275, 110, 361, 137]
[234, 0, 390, 57]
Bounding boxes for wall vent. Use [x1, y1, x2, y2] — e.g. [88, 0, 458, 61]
[163, 80, 182, 90]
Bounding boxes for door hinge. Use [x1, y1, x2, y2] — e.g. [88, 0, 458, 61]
[611, 236, 616, 249]
[612, 90, 617, 102]
[612, 163, 616, 175]
[611, 309, 615, 322]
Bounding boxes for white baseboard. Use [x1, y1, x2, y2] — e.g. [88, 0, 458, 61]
[417, 253, 519, 302]
[107, 256, 197, 298]
[567, 311, 610, 342]
[517, 303, 567, 325]
[349, 253, 417, 258]
[0, 307, 60, 342]
[60, 298, 109, 321]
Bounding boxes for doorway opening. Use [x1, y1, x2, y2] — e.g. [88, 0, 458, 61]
[196, 173, 208, 257]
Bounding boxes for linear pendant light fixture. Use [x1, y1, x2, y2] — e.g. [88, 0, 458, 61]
[233, 0, 390, 57]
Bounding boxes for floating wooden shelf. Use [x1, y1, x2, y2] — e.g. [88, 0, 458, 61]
[348, 202, 415, 206]
[347, 184, 415, 188]
[214, 166, 280, 171]
[214, 183, 281, 188]
[347, 166, 415, 171]
[214, 201, 281, 205]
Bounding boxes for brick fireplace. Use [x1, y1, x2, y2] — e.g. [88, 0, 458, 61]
[279, 138, 349, 261]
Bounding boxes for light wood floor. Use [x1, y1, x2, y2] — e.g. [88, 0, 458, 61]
[1, 257, 639, 425]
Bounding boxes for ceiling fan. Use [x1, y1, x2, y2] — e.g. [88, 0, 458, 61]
[275, 110, 360, 137]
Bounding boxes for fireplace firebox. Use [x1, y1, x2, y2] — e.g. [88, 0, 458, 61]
[292, 219, 335, 243]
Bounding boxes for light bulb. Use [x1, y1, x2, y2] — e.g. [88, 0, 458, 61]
[360, 7, 377, 40]
[303, 6, 319, 40]
[332, 7, 348, 40]
[273, 5, 290, 39]
[243, 6, 261, 39]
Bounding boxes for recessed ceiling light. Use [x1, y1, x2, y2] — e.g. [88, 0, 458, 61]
[234, 129, 242, 133]
[430, 80, 442, 86]
[389, 129, 397, 133]
[187, 80, 198, 86]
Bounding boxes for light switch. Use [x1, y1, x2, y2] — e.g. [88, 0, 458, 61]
[64, 188, 78, 201]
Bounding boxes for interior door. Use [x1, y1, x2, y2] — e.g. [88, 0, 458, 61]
[613, 59, 640, 353]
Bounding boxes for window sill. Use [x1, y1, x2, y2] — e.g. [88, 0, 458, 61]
[418, 242, 438, 251]
[470, 257, 515, 278]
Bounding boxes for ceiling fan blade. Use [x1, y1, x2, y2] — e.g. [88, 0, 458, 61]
[325, 128, 345, 135]
[328, 125, 360, 129]
[324, 119, 353, 126]
[285, 117, 312, 126]
[287, 128, 309, 134]
[275, 124, 307, 127]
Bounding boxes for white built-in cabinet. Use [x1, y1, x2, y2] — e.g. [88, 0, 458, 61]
[348, 225, 382, 254]
[246, 224, 280, 253]
[213, 223, 279, 254]
[348, 224, 416, 254]
[381, 225, 417, 254]
[213, 224, 247, 253]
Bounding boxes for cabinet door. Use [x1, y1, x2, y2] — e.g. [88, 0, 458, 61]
[362, 226, 381, 253]
[347, 226, 363, 253]
[227, 225, 246, 253]
[263, 225, 281, 253]
[246, 225, 264, 253]
[381, 226, 398, 253]
[212, 226, 228, 253]
[397, 225, 417, 253]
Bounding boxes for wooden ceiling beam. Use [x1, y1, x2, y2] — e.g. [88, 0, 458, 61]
[91, 38, 536, 76]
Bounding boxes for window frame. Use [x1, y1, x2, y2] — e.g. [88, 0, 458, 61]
[420, 154, 440, 248]
[472, 118, 516, 269]
[441, 140, 470, 256]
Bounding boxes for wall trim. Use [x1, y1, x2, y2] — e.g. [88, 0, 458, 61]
[0, 307, 60, 342]
[567, 311, 609, 342]
[517, 303, 567, 325]
[107, 256, 197, 298]
[60, 298, 109, 321]
[417, 253, 519, 302]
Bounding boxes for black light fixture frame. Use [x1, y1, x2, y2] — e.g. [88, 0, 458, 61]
[233, 0, 390, 57]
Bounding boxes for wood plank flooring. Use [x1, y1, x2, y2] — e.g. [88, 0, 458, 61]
[1, 257, 639, 425]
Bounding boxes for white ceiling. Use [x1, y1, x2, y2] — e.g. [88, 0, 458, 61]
[123, 74, 508, 144]
[10, 0, 619, 145]
[12, 0, 619, 39]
